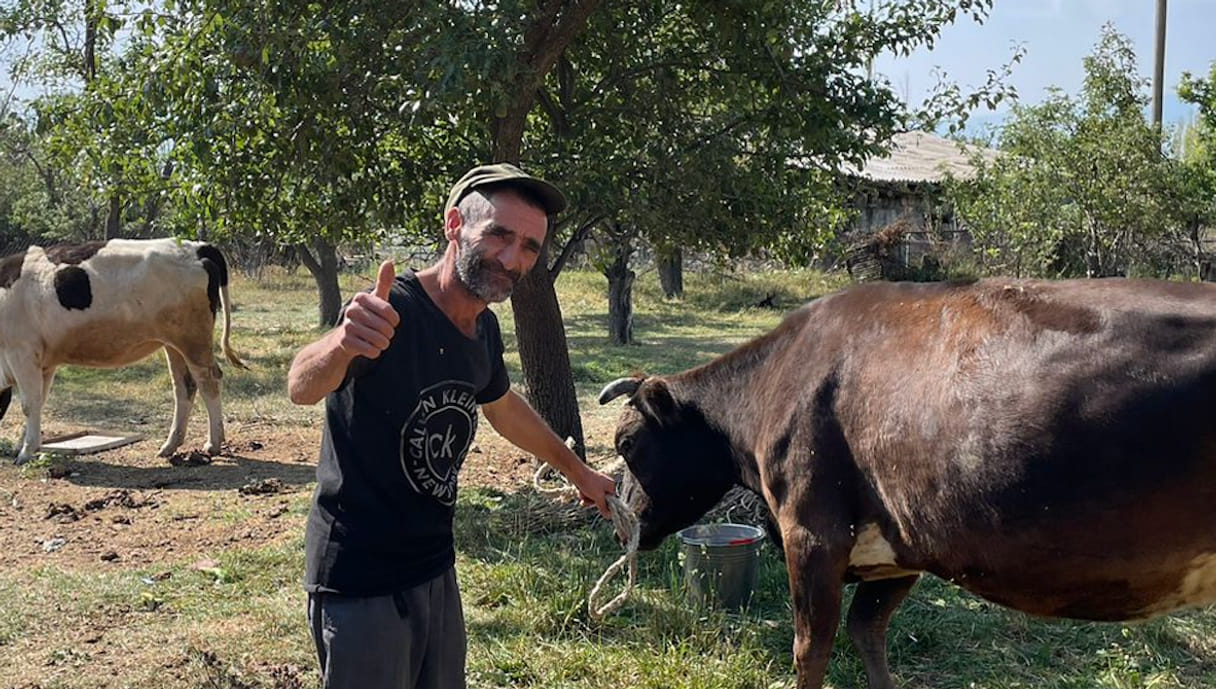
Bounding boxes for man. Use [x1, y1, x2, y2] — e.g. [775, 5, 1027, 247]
[287, 163, 616, 689]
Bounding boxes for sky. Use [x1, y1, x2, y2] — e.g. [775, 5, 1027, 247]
[871, 0, 1216, 132]
[3, 1, 1213, 129]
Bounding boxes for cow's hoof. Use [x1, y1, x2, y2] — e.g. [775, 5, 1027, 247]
[157, 443, 179, 458]
[14, 453, 33, 466]
[203, 442, 222, 456]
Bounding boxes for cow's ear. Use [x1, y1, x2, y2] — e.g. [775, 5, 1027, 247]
[638, 380, 680, 426]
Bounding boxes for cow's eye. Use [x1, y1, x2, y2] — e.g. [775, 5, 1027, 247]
[618, 437, 634, 455]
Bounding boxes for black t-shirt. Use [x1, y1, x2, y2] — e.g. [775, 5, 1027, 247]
[304, 270, 510, 595]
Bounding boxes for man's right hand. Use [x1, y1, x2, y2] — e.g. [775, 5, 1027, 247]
[335, 260, 401, 360]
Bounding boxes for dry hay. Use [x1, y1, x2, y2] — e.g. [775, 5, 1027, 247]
[479, 488, 598, 538]
[845, 215, 924, 282]
[703, 485, 771, 530]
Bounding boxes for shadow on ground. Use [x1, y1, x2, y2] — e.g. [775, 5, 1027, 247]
[59, 448, 317, 492]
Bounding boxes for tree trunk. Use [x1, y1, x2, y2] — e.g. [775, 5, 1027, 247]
[657, 246, 684, 299]
[83, 0, 97, 83]
[297, 238, 343, 328]
[604, 238, 635, 345]
[142, 161, 175, 232]
[104, 195, 121, 239]
[489, 0, 603, 457]
[497, 127, 587, 451]
[1085, 217, 1101, 278]
[1191, 220, 1213, 282]
[495, 156, 587, 453]
[510, 243, 586, 455]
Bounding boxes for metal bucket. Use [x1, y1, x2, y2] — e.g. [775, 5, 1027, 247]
[677, 523, 766, 610]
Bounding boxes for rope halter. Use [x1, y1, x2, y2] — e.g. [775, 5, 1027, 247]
[533, 453, 639, 620]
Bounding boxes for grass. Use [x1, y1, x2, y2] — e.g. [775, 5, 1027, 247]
[1, 264, 1214, 688]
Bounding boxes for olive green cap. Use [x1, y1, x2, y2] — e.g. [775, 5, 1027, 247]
[444, 162, 568, 216]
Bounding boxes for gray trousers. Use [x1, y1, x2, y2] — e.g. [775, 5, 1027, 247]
[307, 567, 466, 689]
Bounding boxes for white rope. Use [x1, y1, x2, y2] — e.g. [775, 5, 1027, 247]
[587, 493, 638, 620]
[533, 440, 639, 620]
[533, 461, 572, 495]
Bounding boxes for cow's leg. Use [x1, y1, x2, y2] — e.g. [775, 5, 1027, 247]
[182, 355, 225, 456]
[159, 347, 196, 457]
[41, 368, 56, 408]
[11, 361, 46, 465]
[196, 362, 225, 455]
[845, 575, 920, 689]
[783, 525, 849, 689]
[170, 315, 228, 456]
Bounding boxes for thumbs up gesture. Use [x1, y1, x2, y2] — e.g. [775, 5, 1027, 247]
[372, 259, 395, 301]
[337, 259, 401, 360]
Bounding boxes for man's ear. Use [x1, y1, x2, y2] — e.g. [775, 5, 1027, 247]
[444, 207, 463, 242]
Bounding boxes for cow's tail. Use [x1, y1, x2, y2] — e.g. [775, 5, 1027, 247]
[198, 243, 249, 370]
[219, 283, 249, 370]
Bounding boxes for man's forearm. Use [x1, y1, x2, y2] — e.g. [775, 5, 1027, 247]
[483, 390, 615, 516]
[287, 331, 355, 405]
[484, 392, 590, 477]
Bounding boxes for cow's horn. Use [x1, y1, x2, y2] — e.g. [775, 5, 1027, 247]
[598, 377, 642, 405]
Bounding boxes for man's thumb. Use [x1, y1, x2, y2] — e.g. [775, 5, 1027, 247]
[374, 259, 396, 300]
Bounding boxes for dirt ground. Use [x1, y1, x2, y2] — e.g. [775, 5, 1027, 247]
[0, 418, 554, 574]
[0, 414, 599, 689]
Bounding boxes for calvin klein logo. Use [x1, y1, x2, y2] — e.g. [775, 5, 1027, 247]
[400, 381, 478, 505]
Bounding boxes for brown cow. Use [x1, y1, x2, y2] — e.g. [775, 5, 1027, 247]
[599, 277, 1216, 689]
[0, 238, 246, 464]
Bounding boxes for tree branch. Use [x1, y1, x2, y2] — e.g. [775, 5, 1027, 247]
[23, 148, 60, 204]
[295, 241, 321, 276]
[589, 57, 721, 99]
[548, 215, 602, 280]
[521, 0, 603, 93]
[535, 86, 568, 138]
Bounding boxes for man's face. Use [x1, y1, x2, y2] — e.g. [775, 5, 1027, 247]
[454, 190, 548, 303]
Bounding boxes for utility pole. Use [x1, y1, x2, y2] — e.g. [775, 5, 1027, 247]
[866, 0, 876, 81]
[1151, 0, 1167, 127]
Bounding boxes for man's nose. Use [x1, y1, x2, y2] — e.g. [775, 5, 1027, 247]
[497, 241, 527, 272]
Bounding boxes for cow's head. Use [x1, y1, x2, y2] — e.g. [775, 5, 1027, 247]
[599, 376, 739, 550]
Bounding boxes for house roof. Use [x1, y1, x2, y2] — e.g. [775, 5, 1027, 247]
[843, 131, 998, 184]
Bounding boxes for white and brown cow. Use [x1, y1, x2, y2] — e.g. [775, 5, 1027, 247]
[600, 277, 1216, 689]
[0, 238, 246, 465]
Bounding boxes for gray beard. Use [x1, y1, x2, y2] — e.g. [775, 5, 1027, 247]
[455, 240, 518, 303]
